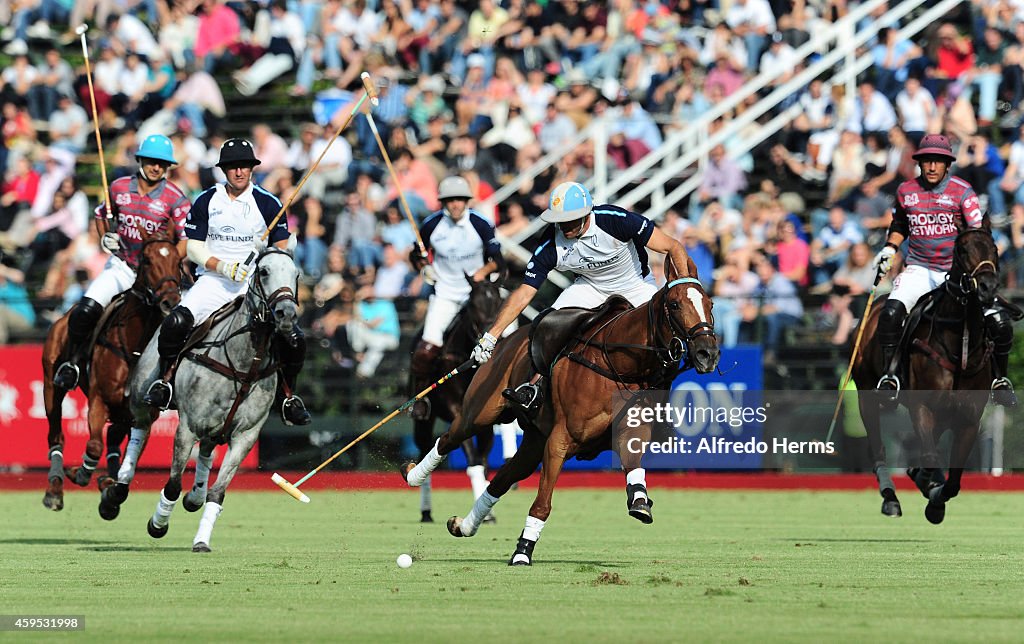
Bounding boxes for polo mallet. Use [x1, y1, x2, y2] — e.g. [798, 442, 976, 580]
[272, 358, 476, 503]
[77, 24, 114, 231]
[240, 72, 379, 268]
[825, 267, 886, 443]
[360, 74, 428, 260]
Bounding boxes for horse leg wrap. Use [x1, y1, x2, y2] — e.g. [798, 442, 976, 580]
[106, 451, 121, 475]
[498, 422, 520, 459]
[626, 468, 648, 502]
[193, 451, 214, 492]
[406, 439, 443, 487]
[117, 428, 147, 484]
[467, 465, 488, 500]
[193, 502, 223, 548]
[419, 474, 432, 512]
[459, 491, 499, 537]
[874, 466, 896, 493]
[152, 490, 176, 528]
[510, 529, 539, 566]
[48, 449, 64, 480]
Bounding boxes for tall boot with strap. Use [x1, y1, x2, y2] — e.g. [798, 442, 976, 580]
[409, 340, 442, 421]
[276, 327, 312, 426]
[53, 298, 104, 390]
[143, 307, 194, 410]
[987, 308, 1017, 407]
[875, 300, 907, 401]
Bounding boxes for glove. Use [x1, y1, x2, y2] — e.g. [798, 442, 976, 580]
[101, 232, 121, 253]
[216, 260, 250, 282]
[409, 249, 428, 271]
[874, 243, 897, 275]
[471, 332, 498, 364]
[421, 264, 438, 285]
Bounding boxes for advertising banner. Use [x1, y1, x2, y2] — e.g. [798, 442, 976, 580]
[0, 345, 257, 470]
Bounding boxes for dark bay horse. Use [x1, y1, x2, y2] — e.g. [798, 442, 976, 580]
[413, 273, 505, 522]
[41, 230, 182, 514]
[853, 225, 1000, 523]
[403, 258, 720, 564]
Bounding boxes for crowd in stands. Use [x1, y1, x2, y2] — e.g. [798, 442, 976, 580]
[4, 0, 1024, 375]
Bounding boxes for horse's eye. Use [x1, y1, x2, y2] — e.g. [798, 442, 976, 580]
[668, 301, 681, 310]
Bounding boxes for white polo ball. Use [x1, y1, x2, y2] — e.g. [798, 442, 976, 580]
[396, 554, 413, 568]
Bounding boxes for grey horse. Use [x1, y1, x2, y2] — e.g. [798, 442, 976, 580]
[124, 248, 298, 551]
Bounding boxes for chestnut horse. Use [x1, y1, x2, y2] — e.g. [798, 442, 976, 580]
[41, 230, 183, 514]
[403, 258, 720, 564]
[853, 225, 1000, 524]
[413, 273, 505, 522]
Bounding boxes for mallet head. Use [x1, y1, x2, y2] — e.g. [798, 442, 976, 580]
[271, 472, 310, 503]
[75, 24, 89, 36]
[360, 72, 380, 107]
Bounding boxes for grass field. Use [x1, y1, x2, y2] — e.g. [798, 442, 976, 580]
[2, 487, 1023, 642]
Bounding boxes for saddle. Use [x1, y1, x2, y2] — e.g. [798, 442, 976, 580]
[528, 295, 633, 376]
[181, 296, 246, 357]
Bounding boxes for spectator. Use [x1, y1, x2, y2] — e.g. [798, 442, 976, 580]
[927, 22, 974, 97]
[679, 223, 715, 291]
[759, 32, 799, 89]
[348, 284, 401, 378]
[537, 100, 578, 153]
[325, 0, 381, 90]
[713, 254, 759, 348]
[614, 97, 662, 152]
[965, 26, 1006, 126]
[306, 122, 352, 203]
[828, 130, 865, 206]
[846, 79, 898, 138]
[826, 242, 876, 346]
[28, 48, 75, 123]
[894, 75, 935, 144]
[235, 0, 306, 97]
[47, 94, 89, 154]
[870, 26, 923, 102]
[0, 258, 35, 344]
[420, 0, 468, 78]
[372, 242, 412, 299]
[251, 123, 289, 184]
[517, 67, 557, 126]
[1, 54, 37, 108]
[407, 74, 449, 137]
[810, 206, 863, 285]
[690, 144, 747, 219]
[333, 191, 381, 273]
[770, 218, 810, 287]
[725, 0, 776, 71]
[379, 201, 418, 256]
[107, 11, 159, 59]
[411, 113, 452, 180]
[457, 0, 510, 83]
[0, 157, 39, 236]
[195, 0, 242, 75]
[163, 69, 226, 139]
[385, 147, 439, 218]
[743, 255, 803, 362]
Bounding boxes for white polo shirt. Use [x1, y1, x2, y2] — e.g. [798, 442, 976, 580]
[420, 208, 500, 301]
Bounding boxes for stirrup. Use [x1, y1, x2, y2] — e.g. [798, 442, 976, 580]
[991, 378, 1018, 407]
[875, 374, 900, 400]
[502, 383, 543, 411]
[143, 380, 173, 410]
[53, 362, 80, 390]
[281, 395, 312, 426]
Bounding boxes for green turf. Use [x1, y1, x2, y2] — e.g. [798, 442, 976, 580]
[1, 487, 1023, 642]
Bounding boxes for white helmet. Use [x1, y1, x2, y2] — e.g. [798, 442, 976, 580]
[438, 176, 473, 201]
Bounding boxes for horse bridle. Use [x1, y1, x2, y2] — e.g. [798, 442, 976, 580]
[248, 248, 298, 323]
[657, 277, 716, 366]
[946, 230, 998, 304]
[133, 238, 181, 307]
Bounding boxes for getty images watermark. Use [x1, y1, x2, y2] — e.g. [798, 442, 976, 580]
[610, 389, 841, 470]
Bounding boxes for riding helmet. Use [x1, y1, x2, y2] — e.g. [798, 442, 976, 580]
[136, 134, 178, 165]
[913, 134, 956, 162]
[217, 138, 262, 168]
[541, 181, 594, 223]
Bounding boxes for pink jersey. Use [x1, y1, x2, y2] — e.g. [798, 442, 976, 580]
[889, 175, 982, 271]
[95, 176, 190, 267]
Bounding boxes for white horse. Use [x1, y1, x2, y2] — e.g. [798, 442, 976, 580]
[127, 248, 298, 552]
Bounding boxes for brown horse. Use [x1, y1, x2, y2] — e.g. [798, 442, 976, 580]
[403, 258, 720, 564]
[41, 230, 183, 515]
[413, 273, 505, 522]
[852, 225, 1000, 523]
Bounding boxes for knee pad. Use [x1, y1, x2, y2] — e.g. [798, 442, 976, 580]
[878, 300, 907, 345]
[411, 340, 441, 376]
[70, 298, 104, 327]
[985, 310, 1015, 352]
[158, 307, 194, 357]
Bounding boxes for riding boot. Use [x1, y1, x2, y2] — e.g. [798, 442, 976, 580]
[143, 307, 194, 410]
[276, 327, 312, 426]
[502, 375, 545, 413]
[987, 308, 1017, 407]
[875, 300, 907, 400]
[54, 298, 104, 390]
[409, 340, 442, 421]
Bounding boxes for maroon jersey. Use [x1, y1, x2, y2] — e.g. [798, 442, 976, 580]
[889, 175, 982, 271]
[95, 176, 190, 267]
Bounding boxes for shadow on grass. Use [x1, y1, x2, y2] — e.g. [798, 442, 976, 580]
[0, 538, 117, 546]
[425, 558, 629, 567]
[777, 538, 933, 543]
[79, 545, 180, 552]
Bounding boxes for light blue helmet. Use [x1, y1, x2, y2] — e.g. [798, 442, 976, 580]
[136, 134, 177, 165]
[541, 181, 593, 223]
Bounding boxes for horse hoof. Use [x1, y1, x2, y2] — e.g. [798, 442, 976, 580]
[447, 516, 465, 537]
[104, 482, 129, 505]
[508, 554, 532, 566]
[66, 467, 91, 487]
[98, 500, 120, 521]
[925, 502, 946, 525]
[881, 500, 902, 517]
[96, 475, 115, 492]
[192, 543, 212, 553]
[43, 478, 64, 511]
[147, 519, 168, 539]
[182, 495, 204, 513]
[400, 462, 417, 484]
[628, 498, 654, 524]
[420, 510, 434, 523]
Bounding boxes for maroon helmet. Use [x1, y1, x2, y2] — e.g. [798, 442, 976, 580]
[912, 134, 956, 161]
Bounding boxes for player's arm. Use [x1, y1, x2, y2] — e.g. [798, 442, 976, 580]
[485, 283, 537, 340]
[645, 226, 693, 279]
